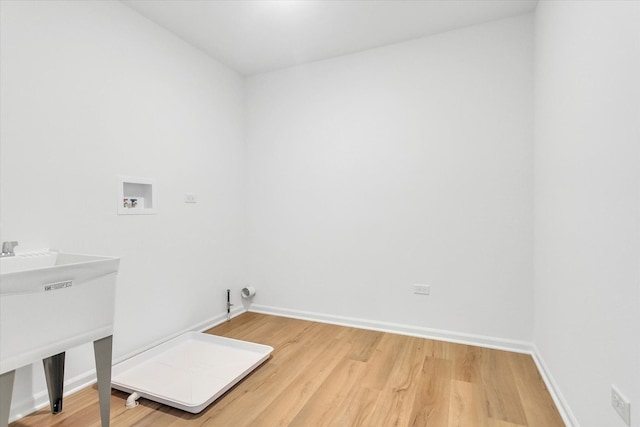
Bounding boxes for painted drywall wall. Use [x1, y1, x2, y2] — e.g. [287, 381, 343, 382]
[533, 1, 640, 426]
[0, 0, 245, 419]
[245, 14, 534, 342]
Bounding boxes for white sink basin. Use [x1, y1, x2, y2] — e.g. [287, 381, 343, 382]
[0, 250, 120, 374]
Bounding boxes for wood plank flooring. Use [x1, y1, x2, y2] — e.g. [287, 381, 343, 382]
[10, 313, 564, 427]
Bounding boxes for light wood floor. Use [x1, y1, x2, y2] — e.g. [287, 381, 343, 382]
[11, 313, 564, 427]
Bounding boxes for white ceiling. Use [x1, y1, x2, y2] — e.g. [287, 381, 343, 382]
[122, 0, 537, 76]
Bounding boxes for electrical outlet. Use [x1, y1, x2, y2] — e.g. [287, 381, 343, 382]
[612, 385, 631, 426]
[413, 284, 430, 295]
[185, 193, 197, 203]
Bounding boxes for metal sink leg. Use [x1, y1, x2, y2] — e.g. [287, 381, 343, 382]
[43, 352, 65, 414]
[94, 335, 113, 427]
[0, 370, 15, 427]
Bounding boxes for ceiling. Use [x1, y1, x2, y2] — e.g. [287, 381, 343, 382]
[122, 0, 538, 76]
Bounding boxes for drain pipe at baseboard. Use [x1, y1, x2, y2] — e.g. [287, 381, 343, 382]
[125, 392, 140, 409]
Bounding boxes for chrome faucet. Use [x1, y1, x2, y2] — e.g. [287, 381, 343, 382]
[1, 241, 18, 257]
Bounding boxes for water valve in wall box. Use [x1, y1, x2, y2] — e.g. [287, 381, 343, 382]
[117, 176, 156, 215]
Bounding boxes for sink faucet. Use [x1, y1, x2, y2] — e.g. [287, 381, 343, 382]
[1, 241, 18, 257]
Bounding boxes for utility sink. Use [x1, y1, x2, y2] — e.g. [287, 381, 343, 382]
[0, 250, 119, 427]
[0, 250, 119, 373]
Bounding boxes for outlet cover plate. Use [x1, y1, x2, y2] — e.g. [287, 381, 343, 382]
[413, 284, 430, 295]
[612, 385, 631, 426]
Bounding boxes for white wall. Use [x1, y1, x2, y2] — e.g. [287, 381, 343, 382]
[7, 2, 635, 424]
[0, 0, 245, 419]
[533, 1, 640, 426]
[245, 14, 534, 342]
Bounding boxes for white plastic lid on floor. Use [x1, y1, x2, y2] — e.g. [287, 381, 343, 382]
[111, 332, 273, 413]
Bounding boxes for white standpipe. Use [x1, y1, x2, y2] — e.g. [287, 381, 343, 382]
[241, 286, 256, 298]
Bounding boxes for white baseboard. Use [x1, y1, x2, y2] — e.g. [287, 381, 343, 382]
[7, 306, 246, 424]
[531, 344, 579, 427]
[8, 369, 99, 424]
[115, 305, 246, 364]
[9, 306, 576, 427]
[250, 304, 577, 427]
[249, 304, 532, 353]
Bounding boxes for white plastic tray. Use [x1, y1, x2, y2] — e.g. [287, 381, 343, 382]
[111, 332, 273, 413]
